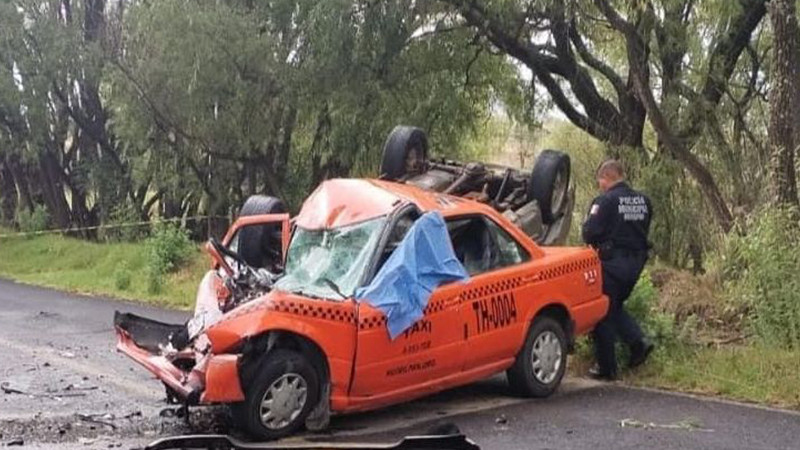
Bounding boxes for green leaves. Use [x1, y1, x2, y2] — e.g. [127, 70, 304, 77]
[721, 208, 800, 347]
[108, 0, 517, 212]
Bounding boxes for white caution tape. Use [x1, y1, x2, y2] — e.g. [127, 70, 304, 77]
[0, 215, 228, 239]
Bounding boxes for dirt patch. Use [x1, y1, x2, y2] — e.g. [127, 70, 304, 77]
[651, 267, 748, 345]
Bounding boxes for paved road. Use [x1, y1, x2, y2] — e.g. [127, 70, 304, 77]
[1, 278, 799, 449]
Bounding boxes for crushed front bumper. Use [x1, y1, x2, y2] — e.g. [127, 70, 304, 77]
[114, 311, 244, 404]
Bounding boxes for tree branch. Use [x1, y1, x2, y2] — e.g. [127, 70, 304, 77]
[449, 0, 634, 145]
[568, 18, 626, 97]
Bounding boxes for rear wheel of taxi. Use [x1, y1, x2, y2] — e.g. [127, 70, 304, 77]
[233, 349, 320, 440]
[507, 316, 567, 398]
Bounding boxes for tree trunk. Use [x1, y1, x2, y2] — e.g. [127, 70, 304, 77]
[0, 157, 17, 224]
[38, 150, 72, 230]
[6, 155, 34, 214]
[767, 0, 800, 207]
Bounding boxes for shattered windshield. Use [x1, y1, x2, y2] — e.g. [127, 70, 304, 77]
[274, 217, 386, 300]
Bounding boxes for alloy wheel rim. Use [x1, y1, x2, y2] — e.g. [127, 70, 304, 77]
[259, 373, 308, 430]
[531, 330, 563, 384]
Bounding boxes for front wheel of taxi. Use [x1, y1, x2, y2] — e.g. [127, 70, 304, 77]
[507, 316, 567, 398]
[232, 349, 320, 440]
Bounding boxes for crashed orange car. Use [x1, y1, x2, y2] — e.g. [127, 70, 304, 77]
[114, 126, 608, 440]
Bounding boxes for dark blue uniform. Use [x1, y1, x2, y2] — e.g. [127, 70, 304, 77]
[582, 181, 652, 376]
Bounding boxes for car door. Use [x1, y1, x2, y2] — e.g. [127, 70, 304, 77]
[349, 209, 466, 399]
[350, 283, 465, 398]
[445, 214, 533, 371]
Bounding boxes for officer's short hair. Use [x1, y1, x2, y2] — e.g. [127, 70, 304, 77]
[596, 159, 625, 180]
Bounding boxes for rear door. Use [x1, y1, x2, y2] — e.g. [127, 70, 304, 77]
[445, 215, 533, 371]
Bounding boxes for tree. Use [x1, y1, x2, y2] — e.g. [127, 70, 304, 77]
[0, 0, 129, 234]
[109, 0, 520, 217]
[442, 0, 768, 232]
[767, 0, 800, 207]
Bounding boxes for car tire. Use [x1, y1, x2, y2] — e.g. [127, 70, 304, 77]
[507, 316, 568, 398]
[237, 195, 287, 268]
[528, 150, 570, 225]
[380, 126, 429, 180]
[232, 349, 320, 441]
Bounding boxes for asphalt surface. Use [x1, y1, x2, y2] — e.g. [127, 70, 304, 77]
[1, 278, 799, 449]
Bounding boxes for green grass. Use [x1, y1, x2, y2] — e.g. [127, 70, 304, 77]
[0, 232, 207, 309]
[627, 344, 800, 409]
[571, 339, 800, 410]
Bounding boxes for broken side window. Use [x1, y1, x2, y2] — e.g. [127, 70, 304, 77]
[446, 215, 529, 276]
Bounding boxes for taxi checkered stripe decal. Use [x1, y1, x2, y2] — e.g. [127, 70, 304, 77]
[359, 315, 387, 330]
[461, 277, 523, 301]
[538, 257, 598, 281]
[270, 299, 356, 323]
[227, 299, 357, 324]
[423, 298, 448, 315]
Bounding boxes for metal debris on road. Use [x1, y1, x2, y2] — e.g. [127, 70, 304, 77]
[1, 381, 88, 399]
[77, 413, 118, 430]
[619, 417, 714, 432]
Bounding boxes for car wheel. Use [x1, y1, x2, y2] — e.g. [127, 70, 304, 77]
[232, 349, 320, 441]
[380, 126, 429, 181]
[507, 316, 568, 398]
[237, 195, 287, 268]
[528, 150, 570, 225]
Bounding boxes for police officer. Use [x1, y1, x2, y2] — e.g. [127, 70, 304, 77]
[582, 160, 654, 380]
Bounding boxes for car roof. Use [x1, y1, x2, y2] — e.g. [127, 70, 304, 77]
[294, 178, 545, 257]
[294, 178, 480, 229]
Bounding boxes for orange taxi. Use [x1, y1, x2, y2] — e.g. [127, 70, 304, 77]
[114, 128, 608, 441]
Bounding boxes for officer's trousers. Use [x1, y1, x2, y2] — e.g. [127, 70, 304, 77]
[593, 253, 647, 374]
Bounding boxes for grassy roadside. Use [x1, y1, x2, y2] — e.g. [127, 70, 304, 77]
[629, 345, 800, 409]
[571, 342, 800, 410]
[570, 265, 800, 411]
[1, 232, 799, 410]
[0, 232, 206, 309]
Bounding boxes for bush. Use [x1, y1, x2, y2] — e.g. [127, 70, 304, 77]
[145, 223, 193, 293]
[720, 208, 800, 347]
[16, 205, 50, 233]
[114, 263, 132, 291]
[627, 270, 678, 348]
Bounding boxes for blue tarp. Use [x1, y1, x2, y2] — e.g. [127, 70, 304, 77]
[355, 211, 469, 339]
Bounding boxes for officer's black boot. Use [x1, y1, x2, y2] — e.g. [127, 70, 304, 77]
[588, 364, 617, 381]
[628, 339, 654, 369]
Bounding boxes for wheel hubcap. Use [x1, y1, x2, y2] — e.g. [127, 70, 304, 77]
[531, 331, 562, 384]
[259, 373, 308, 430]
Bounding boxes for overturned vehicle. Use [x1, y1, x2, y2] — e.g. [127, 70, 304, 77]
[114, 127, 607, 440]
